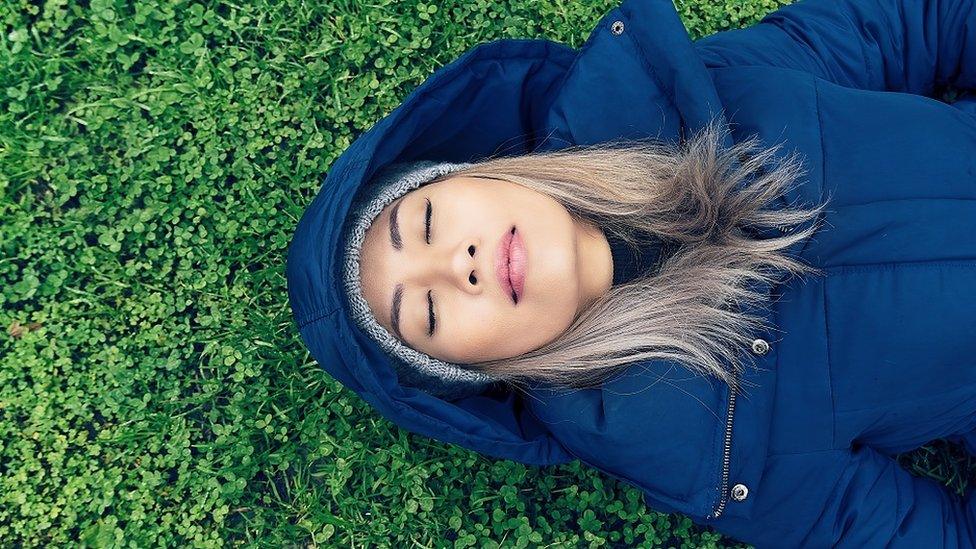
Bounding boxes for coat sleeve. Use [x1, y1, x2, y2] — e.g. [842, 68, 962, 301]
[706, 444, 976, 548]
[693, 0, 976, 97]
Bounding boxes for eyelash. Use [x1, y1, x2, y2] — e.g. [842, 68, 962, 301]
[424, 197, 432, 244]
[427, 289, 435, 337]
[424, 198, 436, 337]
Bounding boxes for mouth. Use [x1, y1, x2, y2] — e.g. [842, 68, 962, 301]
[494, 226, 526, 305]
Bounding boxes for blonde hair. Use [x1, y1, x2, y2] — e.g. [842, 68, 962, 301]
[424, 118, 829, 397]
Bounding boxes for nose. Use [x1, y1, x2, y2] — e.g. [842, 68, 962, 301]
[444, 239, 484, 295]
[408, 238, 484, 295]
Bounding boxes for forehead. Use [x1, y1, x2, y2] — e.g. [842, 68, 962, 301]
[421, 174, 498, 193]
[430, 174, 493, 188]
[359, 201, 397, 327]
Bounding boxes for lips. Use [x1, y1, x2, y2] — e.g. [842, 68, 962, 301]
[495, 226, 526, 304]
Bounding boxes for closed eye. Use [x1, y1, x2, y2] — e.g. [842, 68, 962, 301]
[427, 289, 435, 337]
[425, 197, 432, 244]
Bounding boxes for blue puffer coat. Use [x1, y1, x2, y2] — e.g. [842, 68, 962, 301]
[285, 0, 976, 546]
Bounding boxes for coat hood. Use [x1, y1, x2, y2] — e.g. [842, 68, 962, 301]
[286, 0, 738, 467]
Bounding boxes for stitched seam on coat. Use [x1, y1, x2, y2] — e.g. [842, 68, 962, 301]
[767, 447, 845, 457]
[833, 376, 976, 415]
[800, 75, 829, 261]
[825, 260, 976, 276]
[297, 306, 335, 330]
[815, 76, 837, 450]
[835, 197, 976, 208]
[822, 280, 837, 449]
[849, 9, 877, 90]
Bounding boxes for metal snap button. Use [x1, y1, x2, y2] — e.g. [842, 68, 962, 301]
[731, 483, 749, 501]
[611, 20, 625, 35]
[751, 338, 770, 355]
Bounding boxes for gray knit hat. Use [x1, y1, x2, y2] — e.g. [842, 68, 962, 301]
[341, 160, 502, 399]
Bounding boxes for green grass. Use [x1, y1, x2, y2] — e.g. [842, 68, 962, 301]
[2, 0, 973, 546]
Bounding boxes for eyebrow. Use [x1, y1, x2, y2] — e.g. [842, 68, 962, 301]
[390, 283, 405, 342]
[389, 197, 403, 250]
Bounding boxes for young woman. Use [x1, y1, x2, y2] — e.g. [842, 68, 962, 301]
[286, 0, 976, 545]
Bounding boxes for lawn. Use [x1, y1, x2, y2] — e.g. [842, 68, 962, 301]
[3, 0, 975, 546]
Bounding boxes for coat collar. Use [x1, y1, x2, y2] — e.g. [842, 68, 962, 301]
[542, 0, 733, 150]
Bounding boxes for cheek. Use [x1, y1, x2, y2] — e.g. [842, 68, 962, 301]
[523, 290, 579, 339]
[523, 234, 581, 314]
[430, 299, 518, 363]
[518, 210, 578, 287]
[438, 292, 580, 363]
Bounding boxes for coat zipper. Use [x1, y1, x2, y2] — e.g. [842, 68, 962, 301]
[709, 382, 738, 519]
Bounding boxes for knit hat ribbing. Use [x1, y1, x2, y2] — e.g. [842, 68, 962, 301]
[341, 160, 502, 399]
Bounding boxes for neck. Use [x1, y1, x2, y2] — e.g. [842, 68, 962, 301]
[577, 221, 613, 310]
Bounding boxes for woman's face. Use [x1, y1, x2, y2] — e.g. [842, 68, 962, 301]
[359, 174, 613, 364]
